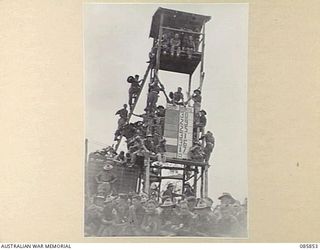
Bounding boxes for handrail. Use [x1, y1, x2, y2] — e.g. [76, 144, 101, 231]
[161, 26, 204, 35]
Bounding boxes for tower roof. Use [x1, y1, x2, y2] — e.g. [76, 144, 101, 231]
[149, 7, 211, 38]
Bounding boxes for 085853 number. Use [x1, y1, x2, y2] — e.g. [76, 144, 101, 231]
[300, 244, 318, 248]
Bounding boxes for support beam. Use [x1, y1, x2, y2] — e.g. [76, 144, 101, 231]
[182, 166, 186, 195]
[137, 174, 142, 194]
[199, 21, 206, 91]
[158, 165, 162, 202]
[155, 13, 164, 73]
[204, 165, 209, 197]
[188, 74, 192, 102]
[144, 152, 151, 194]
[186, 174, 195, 182]
[154, 74, 170, 103]
[114, 63, 152, 151]
[162, 26, 204, 35]
[194, 167, 198, 196]
[200, 167, 204, 198]
[165, 157, 207, 166]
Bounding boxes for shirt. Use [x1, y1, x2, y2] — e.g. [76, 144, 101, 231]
[96, 170, 117, 183]
[173, 91, 184, 103]
[162, 189, 180, 201]
[116, 108, 128, 119]
[170, 38, 181, 47]
[192, 94, 202, 103]
[200, 133, 215, 145]
[199, 115, 207, 127]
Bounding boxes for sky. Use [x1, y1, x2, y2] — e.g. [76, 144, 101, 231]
[84, 3, 248, 203]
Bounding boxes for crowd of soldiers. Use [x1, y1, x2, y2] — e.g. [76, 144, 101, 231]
[161, 29, 200, 59]
[85, 49, 240, 236]
[148, 29, 201, 62]
[85, 185, 247, 237]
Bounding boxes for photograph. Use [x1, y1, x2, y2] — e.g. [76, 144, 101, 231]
[84, 3, 248, 237]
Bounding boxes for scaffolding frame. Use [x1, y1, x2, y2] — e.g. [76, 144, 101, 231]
[135, 10, 211, 199]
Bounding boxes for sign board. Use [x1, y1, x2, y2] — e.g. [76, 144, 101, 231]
[163, 104, 194, 159]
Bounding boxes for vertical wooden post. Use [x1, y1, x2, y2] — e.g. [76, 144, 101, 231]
[188, 74, 192, 103]
[144, 151, 150, 194]
[150, 68, 154, 83]
[155, 13, 164, 75]
[204, 164, 209, 197]
[137, 173, 142, 194]
[200, 167, 204, 198]
[193, 166, 198, 196]
[158, 166, 162, 202]
[199, 23, 208, 195]
[199, 22, 206, 91]
[182, 165, 186, 196]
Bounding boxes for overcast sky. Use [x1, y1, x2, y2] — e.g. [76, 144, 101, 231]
[84, 3, 248, 203]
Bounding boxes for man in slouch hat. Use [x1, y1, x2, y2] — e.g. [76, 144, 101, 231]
[95, 163, 117, 197]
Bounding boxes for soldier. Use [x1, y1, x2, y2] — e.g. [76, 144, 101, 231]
[194, 28, 201, 52]
[199, 131, 215, 163]
[169, 87, 184, 105]
[140, 200, 161, 236]
[170, 33, 181, 57]
[129, 135, 149, 165]
[174, 200, 196, 236]
[218, 192, 236, 206]
[144, 134, 155, 153]
[125, 152, 132, 167]
[149, 182, 159, 201]
[186, 196, 197, 212]
[192, 89, 202, 114]
[152, 115, 162, 145]
[146, 80, 163, 112]
[114, 104, 128, 141]
[156, 105, 166, 117]
[127, 75, 142, 111]
[147, 43, 157, 66]
[185, 89, 202, 114]
[156, 138, 166, 164]
[188, 141, 205, 161]
[161, 32, 171, 55]
[128, 195, 146, 235]
[95, 163, 118, 197]
[183, 35, 196, 59]
[231, 201, 246, 225]
[159, 199, 179, 236]
[156, 105, 166, 136]
[98, 196, 116, 236]
[85, 195, 105, 236]
[115, 104, 128, 120]
[113, 151, 126, 167]
[162, 183, 182, 202]
[121, 123, 136, 141]
[216, 203, 242, 237]
[112, 194, 130, 236]
[194, 109, 207, 139]
[193, 199, 218, 236]
[198, 109, 207, 134]
[183, 183, 195, 198]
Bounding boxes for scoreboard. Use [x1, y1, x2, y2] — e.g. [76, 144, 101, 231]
[163, 104, 194, 159]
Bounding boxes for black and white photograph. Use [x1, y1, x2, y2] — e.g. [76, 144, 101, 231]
[84, 3, 248, 237]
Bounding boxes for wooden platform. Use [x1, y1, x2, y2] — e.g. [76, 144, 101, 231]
[159, 51, 201, 74]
